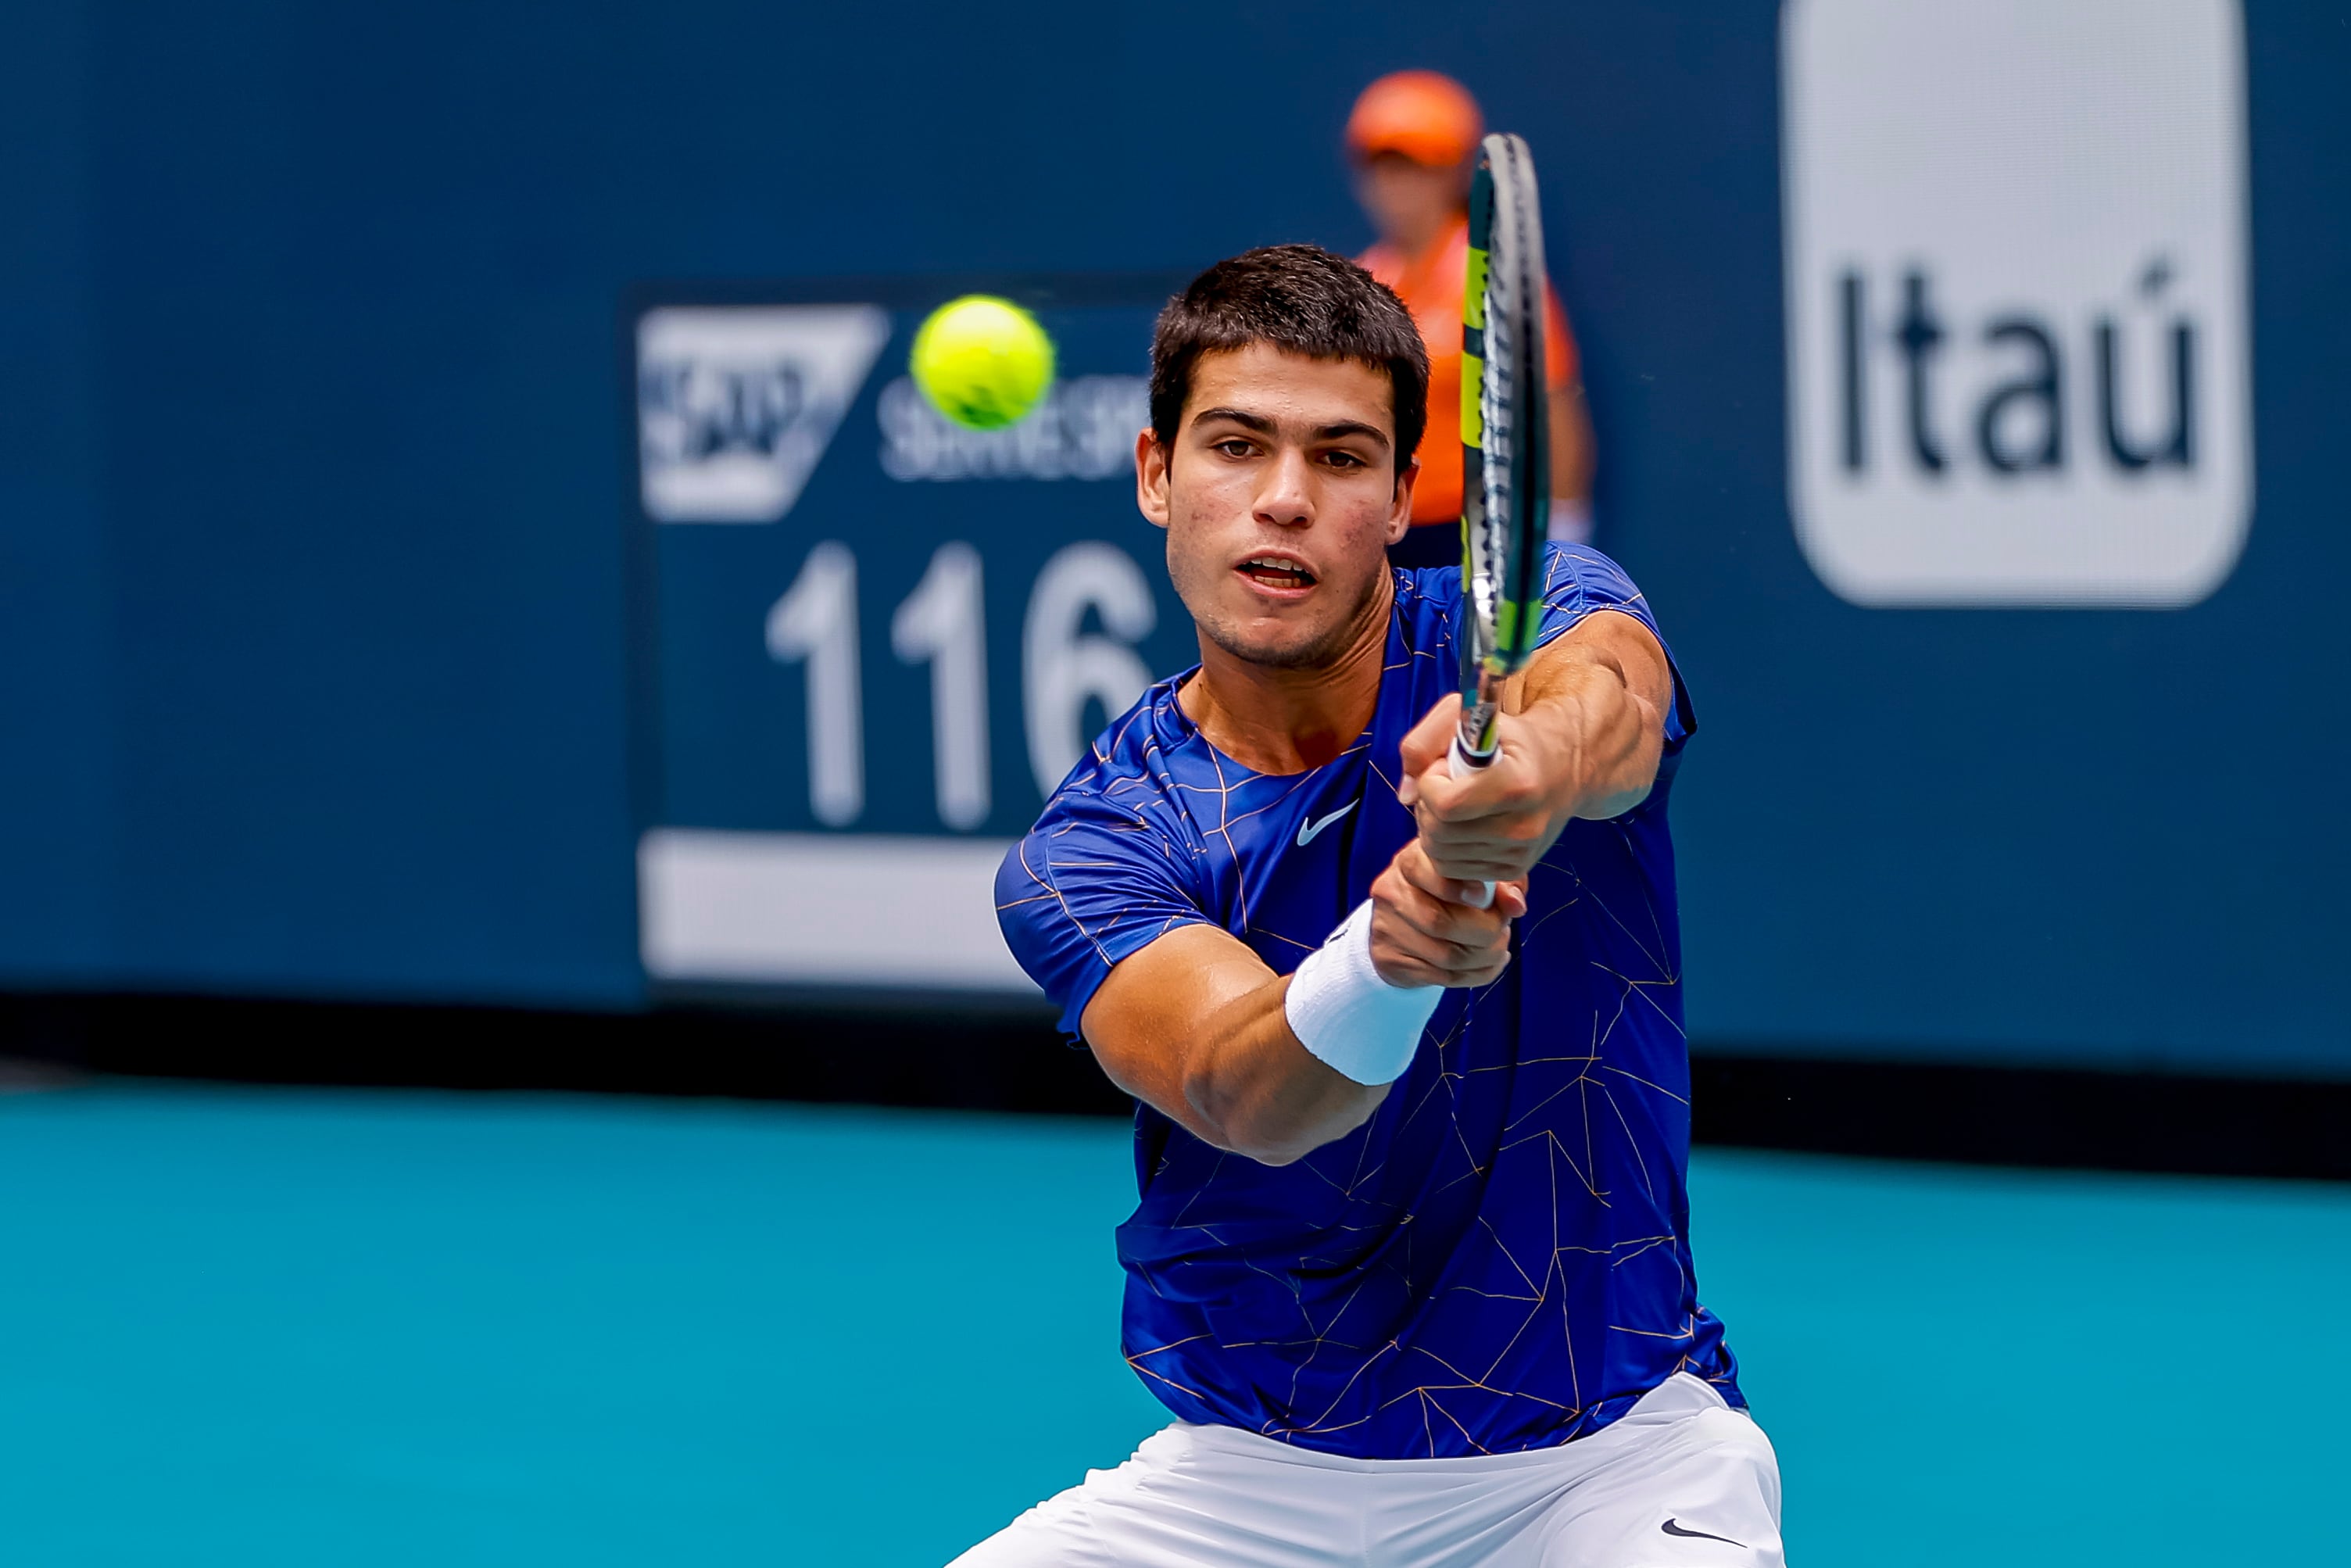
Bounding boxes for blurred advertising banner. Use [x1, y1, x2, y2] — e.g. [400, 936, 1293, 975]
[629, 277, 1194, 997]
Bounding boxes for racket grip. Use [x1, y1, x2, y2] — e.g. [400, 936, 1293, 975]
[1443, 736, 1498, 911]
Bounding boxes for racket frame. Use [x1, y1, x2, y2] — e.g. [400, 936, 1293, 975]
[1455, 131, 1551, 772]
[1444, 133, 1551, 910]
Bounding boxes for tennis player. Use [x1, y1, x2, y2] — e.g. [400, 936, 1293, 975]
[964, 245, 1782, 1566]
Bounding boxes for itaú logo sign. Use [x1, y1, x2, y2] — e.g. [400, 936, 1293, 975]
[1781, 0, 2252, 607]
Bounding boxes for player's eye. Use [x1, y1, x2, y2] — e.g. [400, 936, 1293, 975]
[1213, 439, 1256, 458]
[1324, 449, 1368, 470]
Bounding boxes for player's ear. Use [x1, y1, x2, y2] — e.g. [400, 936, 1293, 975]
[1136, 428, 1172, 529]
[1385, 458, 1419, 545]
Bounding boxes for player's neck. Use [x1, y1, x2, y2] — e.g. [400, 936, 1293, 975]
[1182, 578, 1394, 775]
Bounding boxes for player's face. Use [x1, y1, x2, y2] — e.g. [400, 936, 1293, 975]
[1137, 344, 1416, 671]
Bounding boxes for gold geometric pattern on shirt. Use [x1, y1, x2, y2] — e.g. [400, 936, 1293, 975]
[1000, 553, 1725, 1456]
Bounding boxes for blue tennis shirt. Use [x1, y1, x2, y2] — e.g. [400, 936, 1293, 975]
[996, 544, 1741, 1459]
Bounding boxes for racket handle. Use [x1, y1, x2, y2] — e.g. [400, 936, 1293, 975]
[1444, 736, 1498, 911]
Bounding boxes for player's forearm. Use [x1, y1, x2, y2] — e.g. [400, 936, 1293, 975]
[1508, 613, 1673, 824]
[1082, 927, 1390, 1167]
[1086, 857, 1512, 1163]
[1182, 846, 1526, 1160]
[1401, 620, 1673, 887]
[1177, 983, 1390, 1165]
[1523, 656, 1662, 821]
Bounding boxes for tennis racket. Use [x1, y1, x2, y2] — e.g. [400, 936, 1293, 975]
[1450, 132, 1551, 909]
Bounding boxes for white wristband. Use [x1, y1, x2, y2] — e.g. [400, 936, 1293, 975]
[1282, 900, 1442, 1087]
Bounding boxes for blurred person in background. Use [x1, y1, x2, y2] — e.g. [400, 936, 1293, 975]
[1350, 70, 1597, 568]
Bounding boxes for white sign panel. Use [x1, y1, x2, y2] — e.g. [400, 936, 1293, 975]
[639, 829, 1039, 993]
[637, 306, 891, 523]
[1782, 0, 2252, 607]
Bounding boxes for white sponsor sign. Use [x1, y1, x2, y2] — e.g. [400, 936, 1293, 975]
[1782, 0, 2252, 607]
[638, 306, 891, 523]
[639, 829, 1038, 993]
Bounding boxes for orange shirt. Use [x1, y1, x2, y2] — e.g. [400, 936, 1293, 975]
[1362, 212, 1576, 526]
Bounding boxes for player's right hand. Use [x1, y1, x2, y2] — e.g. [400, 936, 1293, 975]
[1368, 839, 1525, 990]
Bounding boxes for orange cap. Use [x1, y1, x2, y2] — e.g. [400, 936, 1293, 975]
[1345, 70, 1483, 167]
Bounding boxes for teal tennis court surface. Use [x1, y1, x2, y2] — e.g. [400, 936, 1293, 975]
[2, 1080, 2342, 1566]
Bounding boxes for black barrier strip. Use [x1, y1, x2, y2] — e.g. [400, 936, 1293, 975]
[2, 992, 2346, 1181]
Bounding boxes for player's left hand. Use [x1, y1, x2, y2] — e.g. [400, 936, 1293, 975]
[1396, 694, 1580, 888]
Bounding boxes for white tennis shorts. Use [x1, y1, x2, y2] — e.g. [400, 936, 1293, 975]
[949, 1373, 1784, 1567]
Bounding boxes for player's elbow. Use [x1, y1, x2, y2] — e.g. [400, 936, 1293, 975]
[1578, 776, 1654, 822]
[1183, 1061, 1325, 1167]
[1229, 1134, 1316, 1168]
[1576, 734, 1663, 822]
[1221, 1125, 1323, 1168]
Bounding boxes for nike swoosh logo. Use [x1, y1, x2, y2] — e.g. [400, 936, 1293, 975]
[1661, 1519, 1746, 1548]
[1294, 801, 1357, 847]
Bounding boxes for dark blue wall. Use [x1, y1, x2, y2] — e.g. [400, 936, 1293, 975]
[2, 2, 2344, 1072]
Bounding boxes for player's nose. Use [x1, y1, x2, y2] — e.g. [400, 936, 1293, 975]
[1252, 446, 1315, 528]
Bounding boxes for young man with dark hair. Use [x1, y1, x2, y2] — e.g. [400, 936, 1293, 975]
[965, 245, 1782, 1567]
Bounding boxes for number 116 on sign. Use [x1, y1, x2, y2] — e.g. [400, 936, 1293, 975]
[764, 540, 1159, 832]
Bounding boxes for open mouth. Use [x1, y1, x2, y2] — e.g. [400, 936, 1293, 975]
[1236, 555, 1319, 591]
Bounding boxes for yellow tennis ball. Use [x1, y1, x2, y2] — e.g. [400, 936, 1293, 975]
[909, 295, 1056, 431]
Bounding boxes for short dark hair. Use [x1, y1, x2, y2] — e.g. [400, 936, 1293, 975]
[1149, 244, 1430, 478]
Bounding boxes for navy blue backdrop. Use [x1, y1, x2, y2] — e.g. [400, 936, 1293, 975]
[1, 2, 2343, 1076]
